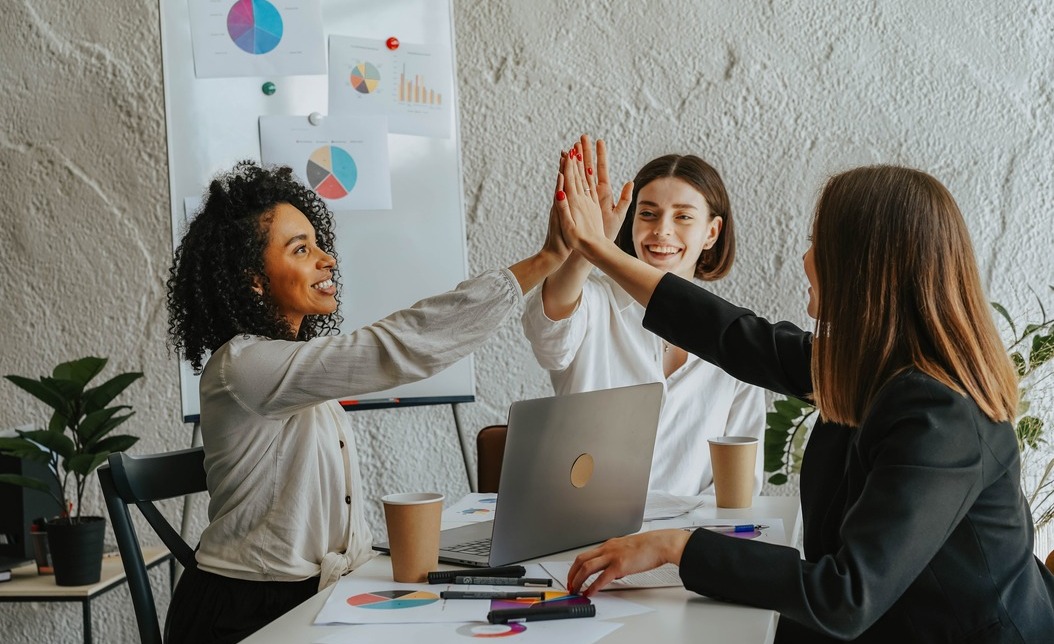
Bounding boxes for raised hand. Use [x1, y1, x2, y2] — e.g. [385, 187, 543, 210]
[555, 143, 607, 255]
[588, 136, 634, 240]
[541, 157, 572, 263]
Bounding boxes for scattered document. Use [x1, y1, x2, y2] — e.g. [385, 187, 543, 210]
[313, 619, 622, 644]
[442, 493, 498, 523]
[643, 492, 707, 521]
[653, 517, 787, 547]
[542, 561, 684, 591]
[188, 0, 326, 78]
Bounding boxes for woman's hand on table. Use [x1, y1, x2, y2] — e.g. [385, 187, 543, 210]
[567, 529, 691, 596]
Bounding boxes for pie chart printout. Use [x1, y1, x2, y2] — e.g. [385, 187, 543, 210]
[346, 590, 439, 610]
[351, 62, 382, 94]
[307, 145, 358, 200]
[455, 623, 528, 638]
[227, 0, 284, 55]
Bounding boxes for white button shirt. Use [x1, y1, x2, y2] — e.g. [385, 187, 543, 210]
[522, 273, 766, 496]
[195, 269, 521, 590]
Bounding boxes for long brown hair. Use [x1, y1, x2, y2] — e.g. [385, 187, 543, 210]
[614, 154, 735, 280]
[810, 165, 1017, 426]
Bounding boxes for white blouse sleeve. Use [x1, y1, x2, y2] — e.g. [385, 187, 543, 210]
[520, 279, 598, 371]
[221, 269, 521, 417]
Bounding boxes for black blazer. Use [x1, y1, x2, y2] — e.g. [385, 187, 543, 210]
[643, 273, 1054, 643]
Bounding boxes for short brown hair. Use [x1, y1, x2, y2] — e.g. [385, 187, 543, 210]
[810, 165, 1017, 425]
[614, 155, 735, 280]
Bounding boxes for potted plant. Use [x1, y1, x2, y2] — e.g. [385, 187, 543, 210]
[764, 291, 1054, 533]
[0, 356, 142, 585]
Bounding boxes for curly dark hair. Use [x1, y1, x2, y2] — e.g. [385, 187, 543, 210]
[166, 161, 342, 372]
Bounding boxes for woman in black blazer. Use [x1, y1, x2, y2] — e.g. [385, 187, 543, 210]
[555, 149, 1054, 642]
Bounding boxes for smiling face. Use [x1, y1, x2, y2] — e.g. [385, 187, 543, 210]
[255, 202, 337, 334]
[631, 177, 722, 279]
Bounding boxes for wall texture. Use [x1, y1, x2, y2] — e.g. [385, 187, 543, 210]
[1, 1, 1052, 641]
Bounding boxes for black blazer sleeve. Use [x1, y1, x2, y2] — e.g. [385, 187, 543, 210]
[642, 273, 813, 399]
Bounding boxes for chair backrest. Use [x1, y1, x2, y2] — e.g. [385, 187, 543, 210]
[98, 447, 206, 644]
[476, 425, 507, 494]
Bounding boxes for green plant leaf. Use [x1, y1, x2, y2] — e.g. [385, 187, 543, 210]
[774, 399, 806, 418]
[78, 407, 131, 445]
[1010, 352, 1027, 377]
[19, 430, 75, 459]
[89, 434, 139, 456]
[991, 301, 1016, 337]
[765, 411, 793, 432]
[0, 473, 53, 494]
[1031, 334, 1054, 369]
[65, 452, 109, 477]
[767, 473, 788, 485]
[82, 372, 143, 413]
[0, 437, 50, 463]
[47, 410, 69, 434]
[52, 356, 106, 388]
[3, 375, 70, 415]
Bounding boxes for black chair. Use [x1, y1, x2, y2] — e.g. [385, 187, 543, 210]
[98, 447, 206, 644]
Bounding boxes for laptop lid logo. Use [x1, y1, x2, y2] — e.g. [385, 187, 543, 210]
[569, 453, 594, 488]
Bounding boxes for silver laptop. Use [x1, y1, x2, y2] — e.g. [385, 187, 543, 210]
[375, 382, 663, 566]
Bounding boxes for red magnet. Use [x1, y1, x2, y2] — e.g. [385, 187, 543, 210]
[386, 36, 400, 50]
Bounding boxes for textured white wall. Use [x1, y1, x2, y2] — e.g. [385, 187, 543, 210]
[1, 1, 1052, 641]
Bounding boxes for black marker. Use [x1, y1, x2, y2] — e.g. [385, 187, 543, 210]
[427, 565, 526, 584]
[441, 590, 546, 600]
[487, 604, 596, 624]
[454, 576, 552, 587]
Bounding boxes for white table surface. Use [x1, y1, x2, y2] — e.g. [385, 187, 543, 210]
[243, 495, 801, 644]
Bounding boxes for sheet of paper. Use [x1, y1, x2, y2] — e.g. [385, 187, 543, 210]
[542, 561, 684, 591]
[188, 0, 326, 78]
[442, 493, 498, 523]
[328, 35, 453, 138]
[314, 619, 622, 644]
[650, 517, 787, 547]
[315, 575, 487, 625]
[643, 492, 707, 521]
[260, 115, 392, 211]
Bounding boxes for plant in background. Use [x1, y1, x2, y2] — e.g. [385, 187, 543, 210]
[0, 356, 142, 522]
[764, 290, 1054, 529]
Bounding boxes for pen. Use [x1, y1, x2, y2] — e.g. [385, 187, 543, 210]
[488, 604, 596, 624]
[454, 576, 553, 587]
[440, 591, 546, 600]
[699, 524, 765, 533]
[427, 565, 527, 584]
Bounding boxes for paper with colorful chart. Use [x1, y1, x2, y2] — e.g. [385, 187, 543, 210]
[328, 35, 453, 138]
[187, 0, 326, 78]
[313, 618, 622, 644]
[314, 570, 651, 625]
[260, 115, 392, 211]
[442, 493, 498, 523]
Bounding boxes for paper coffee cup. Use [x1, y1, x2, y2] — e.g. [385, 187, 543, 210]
[708, 436, 758, 508]
[381, 492, 444, 583]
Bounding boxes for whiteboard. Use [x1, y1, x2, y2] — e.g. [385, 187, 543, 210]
[159, 0, 473, 422]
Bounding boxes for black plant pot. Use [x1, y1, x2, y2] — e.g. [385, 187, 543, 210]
[45, 516, 106, 586]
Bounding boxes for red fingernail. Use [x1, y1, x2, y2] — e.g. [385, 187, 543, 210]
[556, 190, 566, 201]
[570, 146, 576, 155]
[587, 167, 593, 175]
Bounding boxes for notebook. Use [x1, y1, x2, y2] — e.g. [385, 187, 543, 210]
[374, 382, 663, 566]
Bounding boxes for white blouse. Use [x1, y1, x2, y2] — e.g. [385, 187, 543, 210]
[522, 272, 766, 496]
[195, 269, 521, 590]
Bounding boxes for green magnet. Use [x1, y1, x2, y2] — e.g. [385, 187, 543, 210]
[262, 82, 277, 96]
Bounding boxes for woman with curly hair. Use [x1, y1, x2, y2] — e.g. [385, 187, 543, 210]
[556, 152, 1054, 641]
[164, 160, 569, 643]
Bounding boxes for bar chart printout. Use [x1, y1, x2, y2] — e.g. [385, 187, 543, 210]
[328, 35, 452, 138]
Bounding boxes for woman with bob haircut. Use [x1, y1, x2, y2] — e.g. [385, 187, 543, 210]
[554, 152, 1054, 642]
[164, 160, 570, 643]
[522, 136, 764, 496]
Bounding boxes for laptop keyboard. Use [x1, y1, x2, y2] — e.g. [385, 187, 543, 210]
[445, 537, 492, 555]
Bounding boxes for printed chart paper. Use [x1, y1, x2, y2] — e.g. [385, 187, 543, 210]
[313, 619, 622, 644]
[260, 115, 392, 211]
[654, 517, 787, 547]
[315, 575, 486, 625]
[329, 35, 453, 138]
[442, 493, 498, 523]
[188, 0, 326, 78]
[543, 561, 684, 591]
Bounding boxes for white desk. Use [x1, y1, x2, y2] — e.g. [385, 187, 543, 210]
[244, 495, 801, 644]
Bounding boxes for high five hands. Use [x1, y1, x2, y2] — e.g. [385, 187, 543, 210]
[551, 135, 634, 258]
